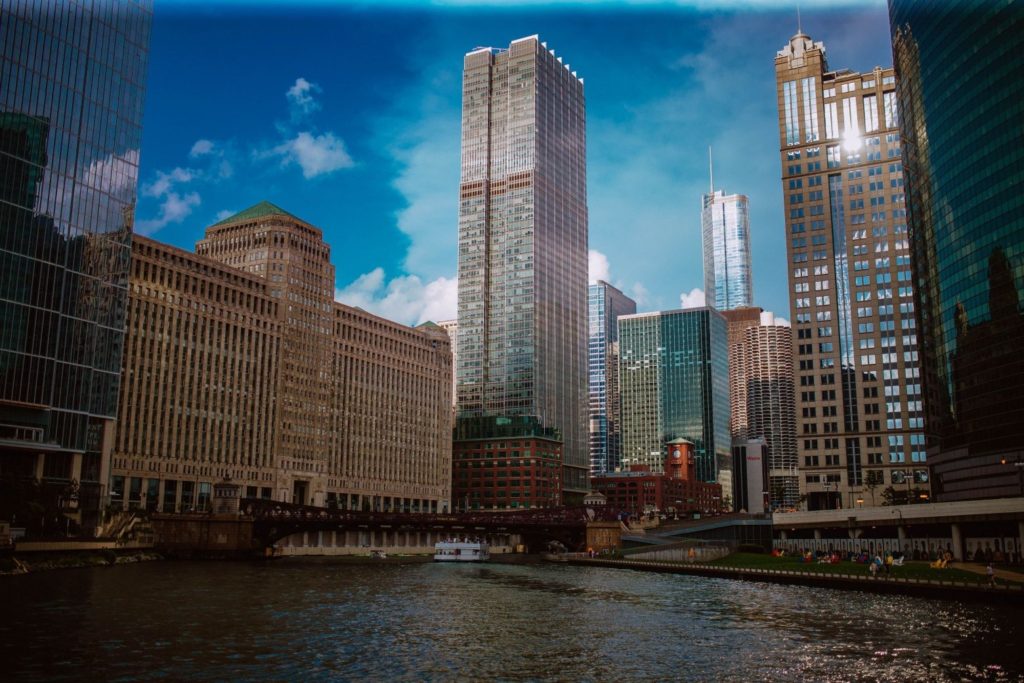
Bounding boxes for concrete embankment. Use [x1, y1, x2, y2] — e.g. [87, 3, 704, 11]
[559, 557, 1024, 605]
[1, 548, 163, 576]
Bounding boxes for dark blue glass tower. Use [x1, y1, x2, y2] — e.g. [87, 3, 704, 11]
[0, 1, 152, 532]
[890, 0, 1024, 500]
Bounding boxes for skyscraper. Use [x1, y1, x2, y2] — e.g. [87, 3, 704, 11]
[725, 310, 798, 508]
[776, 32, 926, 510]
[588, 280, 636, 475]
[890, 0, 1024, 501]
[456, 35, 589, 501]
[619, 308, 731, 496]
[0, 1, 152, 534]
[702, 176, 753, 310]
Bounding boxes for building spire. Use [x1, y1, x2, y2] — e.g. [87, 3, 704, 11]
[797, 4, 802, 34]
[708, 145, 714, 195]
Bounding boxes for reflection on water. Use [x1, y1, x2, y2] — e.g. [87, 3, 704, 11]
[2, 560, 1022, 681]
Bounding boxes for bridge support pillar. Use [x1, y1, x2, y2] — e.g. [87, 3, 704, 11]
[779, 530, 787, 541]
[813, 529, 822, 540]
[848, 528, 862, 539]
[1019, 522, 1024, 563]
[951, 523, 964, 561]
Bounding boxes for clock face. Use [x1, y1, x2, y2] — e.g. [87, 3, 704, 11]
[673, 448, 681, 459]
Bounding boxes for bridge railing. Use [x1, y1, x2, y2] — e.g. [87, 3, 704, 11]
[239, 498, 623, 528]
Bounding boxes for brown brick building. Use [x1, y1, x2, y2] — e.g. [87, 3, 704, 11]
[591, 440, 723, 516]
[110, 202, 452, 514]
[776, 33, 927, 510]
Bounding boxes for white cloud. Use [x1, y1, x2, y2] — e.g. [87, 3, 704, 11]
[189, 139, 214, 157]
[143, 167, 194, 198]
[286, 77, 321, 119]
[215, 209, 236, 221]
[589, 249, 611, 285]
[761, 311, 792, 328]
[680, 287, 706, 309]
[335, 268, 458, 326]
[270, 131, 354, 179]
[380, 68, 461, 278]
[136, 191, 201, 235]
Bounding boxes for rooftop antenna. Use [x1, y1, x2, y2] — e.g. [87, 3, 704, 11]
[797, 4, 802, 34]
[708, 145, 714, 195]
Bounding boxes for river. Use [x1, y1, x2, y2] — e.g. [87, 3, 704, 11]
[2, 559, 1022, 681]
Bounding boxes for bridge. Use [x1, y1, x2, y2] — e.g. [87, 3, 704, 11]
[148, 499, 622, 557]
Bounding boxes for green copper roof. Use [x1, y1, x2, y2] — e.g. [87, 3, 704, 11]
[212, 201, 303, 226]
[417, 321, 442, 330]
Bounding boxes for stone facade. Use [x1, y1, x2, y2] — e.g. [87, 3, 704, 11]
[110, 203, 452, 514]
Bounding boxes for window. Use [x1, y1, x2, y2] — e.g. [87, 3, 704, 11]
[883, 91, 899, 128]
[824, 101, 839, 139]
[863, 94, 879, 132]
[842, 97, 859, 137]
[783, 80, 800, 145]
[802, 77, 819, 142]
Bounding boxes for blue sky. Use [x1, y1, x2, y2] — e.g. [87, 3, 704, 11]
[139, 0, 893, 324]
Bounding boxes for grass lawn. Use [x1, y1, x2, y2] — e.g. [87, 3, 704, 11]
[708, 552, 1013, 585]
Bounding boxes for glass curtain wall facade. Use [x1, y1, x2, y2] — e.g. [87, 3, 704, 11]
[456, 36, 589, 499]
[776, 33, 926, 511]
[890, 0, 1024, 501]
[619, 309, 731, 497]
[702, 190, 753, 311]
[588, 280, 636, 475]
[0, 1, 152, 534]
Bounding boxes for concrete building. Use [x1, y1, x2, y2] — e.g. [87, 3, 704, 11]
[437, 319, 458, 407]
[110, 204, 453, 514]
[619, 308, 731, 501]
[776, 32, 927, 510]
[455, 36, 589, 502]
[702, 183, 753, 311]
[890, 0, 1024, 501]
[588, 280, 636, 475]
[0, 2, 152, 534]
[724, 309, 798, 509]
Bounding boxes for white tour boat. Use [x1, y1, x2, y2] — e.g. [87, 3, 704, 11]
[434, 539, 490, 562]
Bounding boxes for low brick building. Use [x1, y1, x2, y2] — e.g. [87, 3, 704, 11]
[591, 439, 722, 515]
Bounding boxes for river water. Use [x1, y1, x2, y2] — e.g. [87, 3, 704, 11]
[2, 559, 1022, 682]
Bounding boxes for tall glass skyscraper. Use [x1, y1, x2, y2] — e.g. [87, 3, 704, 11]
[702, 189, 753, 311]
[890, 0, 1024, 501]
[455, 36, 589, 498]
[618, 308, 731, 496]
[588, 280, 636, 475]
[776, 32, 926, 510]
[0, 1, 152, 532]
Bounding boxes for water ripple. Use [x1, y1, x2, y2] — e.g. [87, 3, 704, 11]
[1, 560, 1022, 681]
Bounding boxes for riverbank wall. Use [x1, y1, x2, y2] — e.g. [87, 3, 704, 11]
[1, 548, 163, 576]
[559, 556, 1024, 605]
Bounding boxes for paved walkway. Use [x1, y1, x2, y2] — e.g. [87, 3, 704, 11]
[955, 562, 1024, 582]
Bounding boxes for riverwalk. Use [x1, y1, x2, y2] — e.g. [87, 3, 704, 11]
[558, 555, 1024, 604]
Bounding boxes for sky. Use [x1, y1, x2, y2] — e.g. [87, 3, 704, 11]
[138, 0, 894, 325]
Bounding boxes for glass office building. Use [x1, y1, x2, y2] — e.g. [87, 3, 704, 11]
[619, 308, 731, 497]
[891, 1, 1024, 500]
[0, 1, 152, 532]
[588, 280, 636, 475]
[702, 189, 753, 311]
[456, 36, 589, 499]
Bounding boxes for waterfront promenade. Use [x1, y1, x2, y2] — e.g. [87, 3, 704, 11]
[559, 555, 1024, 604]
